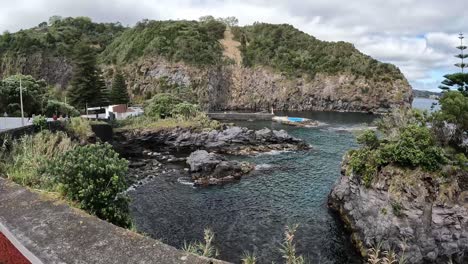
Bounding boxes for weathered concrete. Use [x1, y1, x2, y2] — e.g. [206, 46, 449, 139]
[0, 178, 229, 264]
[207, 112, 273, 121]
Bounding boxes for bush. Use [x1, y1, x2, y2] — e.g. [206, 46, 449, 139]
[44, 99, 80, 117]
[144, 93, 182, 118]
[380, 125, 446, 171]
[356, 129, 379, 149]
[48, 143, 130, 227]
[348, 123, 446, 187]
[348, 148, 382, 187]
[32, 115, 47, 130]
[0, 131, 75, 188]
[66, 117, 94, 141]
[171, 102, 200, 119]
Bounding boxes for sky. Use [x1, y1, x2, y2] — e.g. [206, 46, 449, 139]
[0, 0, 466, 92]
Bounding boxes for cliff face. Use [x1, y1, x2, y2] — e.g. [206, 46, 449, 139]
[113, 57, 413, 114]
[0, 52, 72, 89]
[328, 156, 468, 263]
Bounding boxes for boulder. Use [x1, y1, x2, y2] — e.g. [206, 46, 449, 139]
[187, 150, 224, 173]
[187, 150, 254, 186]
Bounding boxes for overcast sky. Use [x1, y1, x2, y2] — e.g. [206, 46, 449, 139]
[0, 0, 466, 91]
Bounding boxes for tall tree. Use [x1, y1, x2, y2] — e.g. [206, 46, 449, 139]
[68, 41, 102, 109]
[110, 71, 129, 105]
[95, 70, 110, 107]
[439, 33, 468, 96]
[0, 75, 47, 116]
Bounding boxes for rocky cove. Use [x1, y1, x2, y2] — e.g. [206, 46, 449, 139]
[115, 112, 376, 263]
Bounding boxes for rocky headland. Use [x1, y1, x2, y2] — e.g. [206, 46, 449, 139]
[328, 155, 468, 264]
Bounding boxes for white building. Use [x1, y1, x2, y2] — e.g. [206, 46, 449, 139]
[84, 105, 144, 120]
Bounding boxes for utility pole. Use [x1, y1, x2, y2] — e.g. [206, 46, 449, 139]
[19, 77, 25, 127]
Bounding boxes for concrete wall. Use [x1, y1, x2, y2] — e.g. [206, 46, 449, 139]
[0, 178, 229, 264]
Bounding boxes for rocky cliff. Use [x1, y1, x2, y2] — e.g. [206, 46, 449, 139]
[109, 56, 412, 114]
[328, 155, 468, 263]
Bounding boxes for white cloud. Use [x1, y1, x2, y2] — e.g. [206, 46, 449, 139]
[0, 0, 466, 91]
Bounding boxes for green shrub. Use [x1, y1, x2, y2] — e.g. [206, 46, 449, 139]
[348, 148, 381, 187]
[0, 131, 75, 188]
[32, 115, 47, 130]
[356, 129, 379, 149]
[48, 143, 130, 227]
[66, 117, 93, 141]
[144, 93, 182, 118]
[171, 102, 200, 119]
[44, 99, 80, 117]
[380, 125, 446, 171]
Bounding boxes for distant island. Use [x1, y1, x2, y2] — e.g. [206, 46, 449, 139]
[412, 89, 441, 99]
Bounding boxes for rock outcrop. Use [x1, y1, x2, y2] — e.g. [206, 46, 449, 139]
[114, 57, 413, 114]
[186, 150, 254, 186]
[328, 156, 468, 264]
[114, 126, 308, 157]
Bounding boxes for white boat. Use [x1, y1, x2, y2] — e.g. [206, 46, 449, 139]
[272, 116, 320, 127]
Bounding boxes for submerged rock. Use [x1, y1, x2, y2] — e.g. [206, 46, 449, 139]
[187, 150, 254, 186]
[328, 156, 468, 264]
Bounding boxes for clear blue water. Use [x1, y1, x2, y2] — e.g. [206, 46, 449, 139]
[129, 111, 376, 263]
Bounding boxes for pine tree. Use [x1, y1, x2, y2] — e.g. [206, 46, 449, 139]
[68, 41, 102, 109]
[110, 71, 130, 105]
[439, 33, 468, 96]
[94, 70, 110, 107]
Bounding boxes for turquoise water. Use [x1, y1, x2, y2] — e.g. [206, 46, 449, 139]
[130, 111, 375, 263]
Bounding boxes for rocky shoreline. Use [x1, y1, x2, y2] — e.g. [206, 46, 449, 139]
[328, 155, 468, 264]
[115, 126, 308, 187]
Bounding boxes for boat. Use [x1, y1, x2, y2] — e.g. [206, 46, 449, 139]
[272, 116, 320, 127]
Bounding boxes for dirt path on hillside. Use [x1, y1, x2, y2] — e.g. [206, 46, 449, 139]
[220, 28, 242, 66]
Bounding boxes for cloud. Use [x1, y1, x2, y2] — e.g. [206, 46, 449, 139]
[0, 0, 466, 91]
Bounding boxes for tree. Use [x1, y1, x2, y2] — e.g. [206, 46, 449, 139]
[0, 75, 47, 116]
[94, 70, 110, 107]
[68, 41, 102, 109]
[439, 33, 468, 95]
[110, 71, 129, 105]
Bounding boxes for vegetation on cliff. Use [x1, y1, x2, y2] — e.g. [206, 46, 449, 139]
[234, 23, 404, 80]
[100, 19, 226, 66]
[348, 90, 467, 188]
[0, 16, 124, 77]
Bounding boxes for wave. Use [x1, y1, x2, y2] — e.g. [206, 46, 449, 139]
[325, 125, 377, 132]
[255, 163, 274, 170]
[177, 177, 195, 186]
